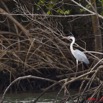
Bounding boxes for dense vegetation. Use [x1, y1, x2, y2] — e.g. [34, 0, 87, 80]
[0, 0, 103, 103]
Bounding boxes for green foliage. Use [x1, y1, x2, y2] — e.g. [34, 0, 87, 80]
[38, 0, 46, 5]
[80, 3, 91, 13]
[99, 0, 103, 15]
[37, 0, 70, 15]
[36, 0, 103, 15]
[99, 0, 103, 6]
[47, 10, 51, 15]
[57, 9, 70, 15]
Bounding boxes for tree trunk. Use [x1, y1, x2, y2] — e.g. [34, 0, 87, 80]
[91, 0, 102, 57]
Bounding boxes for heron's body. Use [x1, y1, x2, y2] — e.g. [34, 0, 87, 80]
[72, 49, 89, 64]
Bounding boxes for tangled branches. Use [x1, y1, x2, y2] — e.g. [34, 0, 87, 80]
[0, 0, 103, 103]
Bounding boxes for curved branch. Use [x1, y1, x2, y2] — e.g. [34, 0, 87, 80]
[0, 75, 56, 103]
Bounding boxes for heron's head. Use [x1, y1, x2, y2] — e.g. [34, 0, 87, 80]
[63, 36, 75, 40]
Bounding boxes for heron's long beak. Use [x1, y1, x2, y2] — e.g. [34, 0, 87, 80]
[62, 36, 69, 40]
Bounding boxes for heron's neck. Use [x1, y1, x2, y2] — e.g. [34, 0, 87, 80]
[70, 37, 75, 52]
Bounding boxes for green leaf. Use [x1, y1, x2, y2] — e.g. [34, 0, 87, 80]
[47, 10, 51, 15]
[64, 10, 70, 14]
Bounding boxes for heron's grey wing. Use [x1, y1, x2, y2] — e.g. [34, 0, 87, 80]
[73, 49, 89, 64]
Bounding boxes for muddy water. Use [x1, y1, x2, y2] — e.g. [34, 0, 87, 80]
[2, 92, 64, 103]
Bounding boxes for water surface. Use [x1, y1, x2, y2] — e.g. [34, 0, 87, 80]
[1, 92, 63, 103]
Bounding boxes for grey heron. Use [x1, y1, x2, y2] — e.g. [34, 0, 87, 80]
[63, 36, 89, 68]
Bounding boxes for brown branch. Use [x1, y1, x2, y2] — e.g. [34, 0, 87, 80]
[0, 8, 29, 38]
[70, 0, 103, 19]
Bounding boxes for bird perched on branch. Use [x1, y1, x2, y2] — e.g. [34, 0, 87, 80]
[63, 36, 89, 67]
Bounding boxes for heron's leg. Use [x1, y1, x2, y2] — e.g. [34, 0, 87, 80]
[82, 63, 84, 71]
[75, 60, 78, 77]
